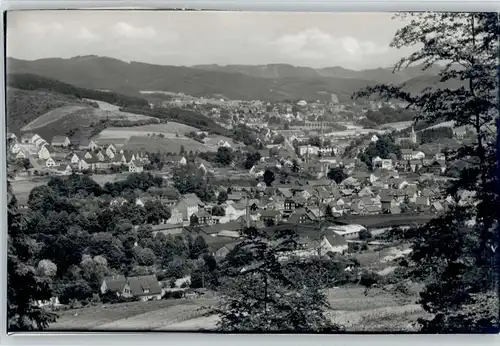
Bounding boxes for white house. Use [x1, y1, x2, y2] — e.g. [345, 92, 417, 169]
[69, 153, 80, 164]
[129, 160, 144, 173]
[380, 159, 393, 170]
[299, 145, 320, 156]
[37, 145, 52, 160]
[10, 143, 21, 154]
[106, 145, 117, 159]
[78, 159, 89, 171]
[329, 224, 366, 240]
[166, 208, 184, 224]
[51, 136, 71, 148]
[45, 157, 57, 168]
[15, 150, 27, 159]
[371, 134, 379, 142]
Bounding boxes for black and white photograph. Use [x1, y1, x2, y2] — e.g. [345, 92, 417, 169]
[5, 10, 499, 333]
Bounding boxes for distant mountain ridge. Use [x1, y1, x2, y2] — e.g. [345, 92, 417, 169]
[191, 63, 444, 84]
[6, 56, 456, 102]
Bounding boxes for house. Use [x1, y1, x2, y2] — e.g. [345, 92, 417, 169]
[51, 136, 71, 148]
[100, 275, 127, 296]
[15, 150, 27, 159]
[106, 144, 117, 159]
[289, 229, 348, 258]
[409, 159, 423, 172]
[10, 143, 21, 154]
[166, 207, 184, 225]
[126, 275, 163, 301]
[227, 192, 243, 202]
[401, 149, 413, 161]
[286, 208, 317, 224]
[37, 145, 52, 160]
[168, 156, 187, 165]
[329, 224, 366, 240]
[20, 133, 38, 144]
[68, 153, 80, 164]
[372, 156, 383, 167]
[260, 209, 282, 225]
[129, 160, 144, 173]
[191, 210, 213, 226]
[56, 164, 72, 175]
[380, 159, 393, 170]
[371, 134, 379, 142]
[44, 157, 57, 168]
[78, 159, 89, 171]
[177, 198, 199, 222]
[78, 138, 98, 151]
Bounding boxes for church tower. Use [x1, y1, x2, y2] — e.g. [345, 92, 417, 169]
[410, 126, 417, 144]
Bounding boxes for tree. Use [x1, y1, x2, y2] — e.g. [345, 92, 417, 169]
[358, 229, 372, 241]
[217, 190, 228, 204]
[21, 158, 32, 171]
[179, 145, 185, 155]
[212, 205, 226, 217]
[8, 191, 57, 331]
[133, 247, 157, 266]
[189, 235, 208, 259]
[213, 227, 343, 332]
[354, 12, 499, 332]
[144, 200, 171, 225]
[327, 167, 347, 184]
[263, 169, 275, 187]
[324, 205, 334, 219]
[216, 147, 234, 166]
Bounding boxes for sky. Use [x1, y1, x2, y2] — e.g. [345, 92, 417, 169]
[6, 11, 414, 70]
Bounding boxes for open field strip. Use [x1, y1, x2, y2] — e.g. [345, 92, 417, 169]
[22, 105, 88, 131]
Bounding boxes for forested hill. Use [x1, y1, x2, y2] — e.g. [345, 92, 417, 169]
[6, 56, 460, 102]
[7, 73, 149, 108]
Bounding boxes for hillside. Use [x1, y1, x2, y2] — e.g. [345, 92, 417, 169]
[193, 63, 445, 84]
[6, 87, 93, 134]
[7, 72, 149, 108]
[7, 56, 451, 102]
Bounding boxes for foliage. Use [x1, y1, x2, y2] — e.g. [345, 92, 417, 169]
[327, 167, 347, 184]
[8, 192, 57, 331]
[172, 163, 215, 202]
[213, 227, 343, 332]
[358, 229, 372, 240]
[420, 127, 454, 144]
[7, 73, 149, 108]
[211, 205, 226, 217]
[216, 147, 234, 166]
[354, 12, 499, 333]
[357, 134, 401, 170]
[243, 151, 261, 169]
[263, 169, 275, 187]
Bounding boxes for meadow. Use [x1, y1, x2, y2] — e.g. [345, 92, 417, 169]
[21, 105, 88, 131]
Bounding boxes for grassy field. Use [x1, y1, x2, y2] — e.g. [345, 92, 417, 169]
[85, 99, 158, 122]
[21, 105, 89, 131]
[95, 123, 201, 140]
[48, 299, 216, 331]
[46, 284, 426, 332]
[123, 136, 211, 154]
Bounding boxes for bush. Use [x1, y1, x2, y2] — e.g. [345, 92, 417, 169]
[358, 229, 372, 240]
[360, 271, 382, 288]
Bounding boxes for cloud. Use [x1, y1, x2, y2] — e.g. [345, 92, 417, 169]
[272, 28, 388, 63]
[23, 21, 64, 37]
[76, 27, 99, 41]
[111, 22, 157, 39]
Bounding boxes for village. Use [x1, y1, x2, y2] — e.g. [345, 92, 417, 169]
[5, 91, 474, 312]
